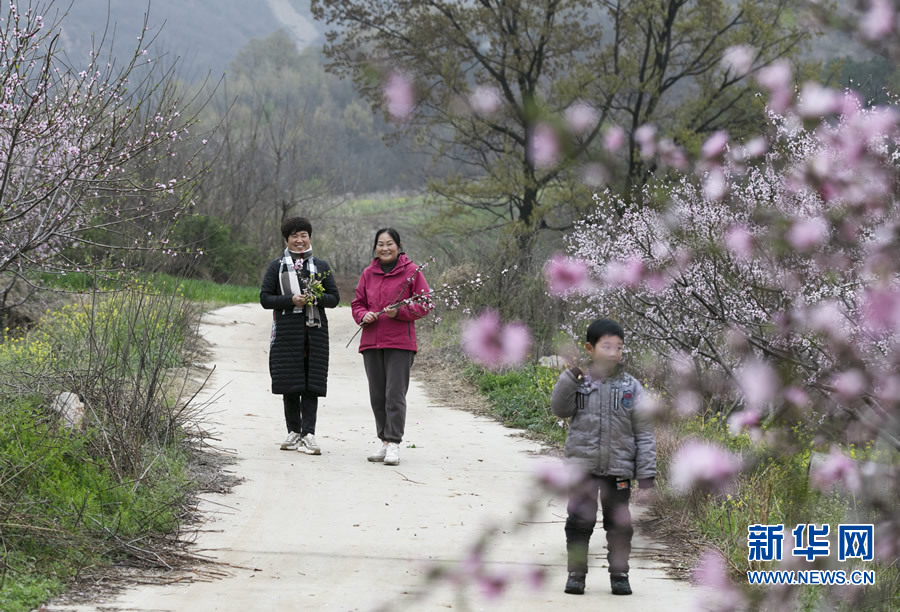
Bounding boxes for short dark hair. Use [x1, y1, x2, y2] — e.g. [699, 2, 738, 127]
[586, 318, 624, 345]
[281, 217, 313, 240]
[372, 227, 403, 253]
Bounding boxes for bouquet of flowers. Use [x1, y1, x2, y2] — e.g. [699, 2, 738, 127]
[290, 260, 331, 305]
[303, 271, 330, 304]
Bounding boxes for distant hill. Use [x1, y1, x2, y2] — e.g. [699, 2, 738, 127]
[52, 0, 320, 79]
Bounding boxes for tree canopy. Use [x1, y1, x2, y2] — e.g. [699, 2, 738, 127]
[311, 0, 809, 239]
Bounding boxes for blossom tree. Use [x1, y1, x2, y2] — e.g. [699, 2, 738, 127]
[426, 2, 900, 608]
[0, 2, 204, 306]
[542, 7, 900, 606]
[565, 104, 898, 437]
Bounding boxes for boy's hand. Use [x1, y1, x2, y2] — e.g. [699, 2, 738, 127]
[558, 341, 585, 371]
[632, 483, 659, 506]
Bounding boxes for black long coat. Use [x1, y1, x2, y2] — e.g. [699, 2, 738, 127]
[260, 256, 340, 396]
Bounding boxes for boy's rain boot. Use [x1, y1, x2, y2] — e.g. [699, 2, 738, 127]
[610, 572, 632, 595]
[564, 572, 586, 595]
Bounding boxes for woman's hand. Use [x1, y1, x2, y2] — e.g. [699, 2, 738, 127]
[362, 311, 378, 325]
[384, 305, 399, 319]
[292, 293, 308, 307]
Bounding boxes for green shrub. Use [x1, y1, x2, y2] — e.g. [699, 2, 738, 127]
[464, 364, 566, 446]
[0, 396, 189, 610]
[0, 277, 207, 608]
[169, 215, 257, 283]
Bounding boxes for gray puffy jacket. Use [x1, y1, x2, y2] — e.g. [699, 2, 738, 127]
[551, 367, 656, 480]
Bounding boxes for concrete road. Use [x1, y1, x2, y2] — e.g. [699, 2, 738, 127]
[54, 304, 702, 611]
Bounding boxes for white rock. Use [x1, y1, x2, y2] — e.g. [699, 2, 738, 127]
[51, 392, 85, 430]
[538, 355, 567, 369]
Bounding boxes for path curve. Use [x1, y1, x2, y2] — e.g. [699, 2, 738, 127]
[55, 304, 702, 611]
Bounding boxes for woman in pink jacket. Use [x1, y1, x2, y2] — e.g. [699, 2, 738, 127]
[351, 228, 431, 466]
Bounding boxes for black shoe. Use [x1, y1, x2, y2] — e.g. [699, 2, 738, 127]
[564, 572, 585, 595]
[610, 572, 632, 595]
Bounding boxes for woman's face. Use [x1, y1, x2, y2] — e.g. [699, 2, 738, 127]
[287, 230, 310, 252]
[375, 232, 400, 264]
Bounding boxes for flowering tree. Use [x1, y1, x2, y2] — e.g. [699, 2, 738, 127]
[0, 2, 203, 301]
[535, 10, 900, 607]
[564, 104, 899, 445]
[407, 2, 900, 608]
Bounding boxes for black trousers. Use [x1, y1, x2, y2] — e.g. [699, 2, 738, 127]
[283, 393, 318, 436]
[565, 474, 633, 574]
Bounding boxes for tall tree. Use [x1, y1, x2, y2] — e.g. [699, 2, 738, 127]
[192, 31, 423, 263]
[0, 3, 202, 307]
[311, 0, 808, 239]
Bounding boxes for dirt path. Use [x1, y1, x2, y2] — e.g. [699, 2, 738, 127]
[54, 304, 702, 611]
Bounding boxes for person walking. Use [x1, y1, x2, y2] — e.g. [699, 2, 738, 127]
[351, 228, 431, 466]
[260, 216, 340, 455]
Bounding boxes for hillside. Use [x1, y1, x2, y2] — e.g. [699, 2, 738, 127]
[53, 0, 320, 78]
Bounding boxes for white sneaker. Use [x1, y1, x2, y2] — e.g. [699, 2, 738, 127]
[280, 431, 301, 450]
[367, 441, 387, 462]
[300, 433, 321, 455]
[383, 442, 400, 466]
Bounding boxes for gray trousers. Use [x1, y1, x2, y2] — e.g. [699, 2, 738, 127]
[362, 348, 415, 443]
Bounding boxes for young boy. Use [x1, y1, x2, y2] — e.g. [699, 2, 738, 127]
[550, 318, 656, 596]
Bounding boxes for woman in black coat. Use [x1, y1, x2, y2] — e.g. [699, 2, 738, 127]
[260, 216, 340, 455]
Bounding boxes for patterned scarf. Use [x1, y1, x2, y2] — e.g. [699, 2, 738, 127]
[279, 247, 321, 328]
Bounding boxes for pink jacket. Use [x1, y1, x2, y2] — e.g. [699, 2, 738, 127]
[351, 254, 432, 352]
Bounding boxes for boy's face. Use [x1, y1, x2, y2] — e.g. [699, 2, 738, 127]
[585, 334, 624, 365]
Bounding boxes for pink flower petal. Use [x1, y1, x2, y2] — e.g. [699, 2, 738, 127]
[384, 71, 415, 120]
[832, 369, 866, 400]
[544, 254, 591, 296]
[703, 167, 728, 201]
[603, 255, 644, 288]
[469, 85, 502, 116]
[756, 61, 793, 113]
[861, 0, 895, 41]
[634, 124, 657, 159]
[797, 83, 841, 118]
[461, 310, 532, 369]
[736, 360, 778, 410]
[728, 409, 761, 435]
[724, 224, 753, 259]
[701, 130, 729, 160]
[565, 101, 599, 134]
[810, 447, 861, 492]
[786, 216, 829, 251]
[863, 288, 900, 333]
[692, 550, 745, 611]
[670, 441, 741, 493]
[529, 123, 560, 168]
[721, 45, 755, 75]
[604, 125, 626, 152]
[534, 459, 584, 495]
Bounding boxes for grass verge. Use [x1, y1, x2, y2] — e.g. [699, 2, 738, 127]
[36, 271, 259, 305]
[0, 276, 215, 610]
